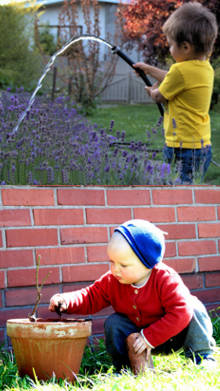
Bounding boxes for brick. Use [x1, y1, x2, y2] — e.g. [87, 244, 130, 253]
[198, 256, 220, 272]
[177, 206, 216, 222]
[0, 308, 31, 326]
[34, 208, 84, 226]
[0, 271, 4, 288]
[86, 208, 131, 225]
[193, 288, 220, 304]
[195, 189, 220, 204]
[61, 227, 108, 245]
[182, 274, 203, 290]
[38, 306, 77, 320]
[164, 258, 196, 274]
[93, 306, 114, 317]
[0, 233, 2, 247]
[7, 267, 60, 287]
[164, 242, 177, 258]
[198, 223, 220, 238]
[0, 250, 34, 268]
[106, 190, 150, 205]
[87, 245, 108, 263]
[218, 207, 220, 220]
[36, 247, 85, 265]
[2, 189, 54, 206]
[110, 226, 116, 237]
[160, 224, 196, 240]
[62, 264, 109, 283]
[205, 272, 220, 288]
[0, 330, 5, 345]
[0, 209, 31, 227]
[5, 286, 58, 306]
[152, 189, 193, 205]
[134, 207, 175, 223]
[57, 189, 105, 206]
[6, 228, 58, 247]
[178, 240, 216, 256]
[92, 317, 105, 336]
[63, 283, 89, 292]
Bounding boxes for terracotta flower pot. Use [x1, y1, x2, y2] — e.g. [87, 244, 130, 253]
[7, 318, 92, 382]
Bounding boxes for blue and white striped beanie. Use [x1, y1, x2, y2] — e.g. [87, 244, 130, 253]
[114, 219, 166, 269]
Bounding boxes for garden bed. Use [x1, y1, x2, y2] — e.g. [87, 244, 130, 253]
[0, 90, 171, 186]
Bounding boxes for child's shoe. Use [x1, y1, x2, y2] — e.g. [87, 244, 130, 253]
[195, 354, 216, 368]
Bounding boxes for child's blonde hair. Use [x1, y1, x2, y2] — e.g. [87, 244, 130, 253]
[163, 2, 218, 56]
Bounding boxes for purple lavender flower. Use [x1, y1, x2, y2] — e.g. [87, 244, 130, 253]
[109, 120, 114, 132]
[0, 90, 172, 186]
[47, 167, 55, 184]
[172, 118, 177, 129]
[62, 168, 69, 184]
[121, 131, 126, 141]
[156, 116, 163, 127]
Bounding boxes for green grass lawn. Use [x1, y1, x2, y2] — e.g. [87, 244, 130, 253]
[1, 312, 219, 390]
[87, 103, 220, 185]
[1, 347, 220, 391]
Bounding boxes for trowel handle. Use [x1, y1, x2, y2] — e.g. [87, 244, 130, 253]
[112, 47, 164, 116]
[55, 300, 67, 317]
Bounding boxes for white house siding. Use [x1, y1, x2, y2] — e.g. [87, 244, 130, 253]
[36, 0, 149, 103]
[38, 4, 60, 38]
[38, 2, 110, 57]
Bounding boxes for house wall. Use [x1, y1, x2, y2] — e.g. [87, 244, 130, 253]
[38, 2, 110, 56]
[1, 185, 220, 347]
[37, 1, 143, 102]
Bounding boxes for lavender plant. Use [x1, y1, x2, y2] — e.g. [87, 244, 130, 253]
[0, 90, 172, 185]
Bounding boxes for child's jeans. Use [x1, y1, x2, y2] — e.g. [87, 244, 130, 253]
[104, 298, 215, 371]
[163, 145, 212, 184]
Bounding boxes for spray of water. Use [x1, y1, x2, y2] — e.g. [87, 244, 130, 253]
[11, 35, 114, 135]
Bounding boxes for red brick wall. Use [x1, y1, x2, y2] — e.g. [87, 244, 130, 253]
[0, 186, 220, 346]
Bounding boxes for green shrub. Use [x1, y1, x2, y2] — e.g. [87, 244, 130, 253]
[0, 348, 32, 390]
[211, 56, 220, 108]
[0, 4, 41, 90]
[80, 339, 113, 375]
[214, 67, 220, 95]
[210, 308, 220, 346]
[38, 25, 57, 55]
[0, 68, 19, 89]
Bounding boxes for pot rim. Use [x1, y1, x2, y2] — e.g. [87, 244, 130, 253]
[7, 317, 92, 324]
[7, 318, 92, 339]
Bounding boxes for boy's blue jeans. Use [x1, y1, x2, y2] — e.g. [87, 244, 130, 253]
[163, 145, 212, 184]
[104, 299, 215, 371]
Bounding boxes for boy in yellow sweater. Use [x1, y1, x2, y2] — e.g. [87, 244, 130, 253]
[134, 2, 218, 184]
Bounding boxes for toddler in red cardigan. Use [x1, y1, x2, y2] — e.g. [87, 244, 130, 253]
[49, 219, 216, 373]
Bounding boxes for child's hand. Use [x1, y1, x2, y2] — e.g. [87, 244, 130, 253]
[133, 62, 151, 75]
[146, 85, 166, 104]
[132, 333, 151, 358]
[49, 294, 68, 313]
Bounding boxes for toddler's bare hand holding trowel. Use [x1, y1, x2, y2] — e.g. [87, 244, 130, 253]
[49, 294, 68, 316]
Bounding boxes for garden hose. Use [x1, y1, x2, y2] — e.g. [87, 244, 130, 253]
[111, 46, 164, 117]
